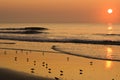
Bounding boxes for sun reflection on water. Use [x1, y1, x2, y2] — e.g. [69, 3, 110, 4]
[108, 26, 113, 31]
[106, 47, 113, 69]
[107, 23, 113, 34]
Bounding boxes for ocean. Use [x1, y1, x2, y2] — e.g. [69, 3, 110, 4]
[0, 23, 120, 80]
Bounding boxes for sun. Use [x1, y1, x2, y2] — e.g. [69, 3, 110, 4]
[107, 9, 113, 14]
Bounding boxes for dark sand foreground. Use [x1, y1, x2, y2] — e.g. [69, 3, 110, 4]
[0, 68, 55, 80]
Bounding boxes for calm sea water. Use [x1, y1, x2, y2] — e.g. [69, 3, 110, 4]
[0, 23, 120, 80]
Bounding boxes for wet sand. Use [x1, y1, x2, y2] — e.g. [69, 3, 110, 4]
[0, 40, 120, 80]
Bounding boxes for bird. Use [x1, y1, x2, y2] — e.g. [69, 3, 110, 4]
[55, 77, 59, 80]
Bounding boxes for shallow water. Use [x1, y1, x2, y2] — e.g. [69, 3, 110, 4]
[53, 43, 120, 61]
[0, 23, 120, 80]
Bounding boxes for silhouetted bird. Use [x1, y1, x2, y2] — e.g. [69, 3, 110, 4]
[80, 69, 83, 72]
[55, 77, 59, 80]
[60, 70, 63, 73]
[48, 68, 51, 71]
[31, 68, 35, 70]
[42, 62, 45, 64]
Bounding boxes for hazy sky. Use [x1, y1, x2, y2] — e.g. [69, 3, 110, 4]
[0, 0, 120, 23]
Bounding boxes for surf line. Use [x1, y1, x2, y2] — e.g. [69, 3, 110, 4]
[52, 45, 120, 62]
[0, 38, 120, 46]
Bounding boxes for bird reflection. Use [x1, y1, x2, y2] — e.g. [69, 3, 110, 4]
[16, 51, 18, 54]
[14, 57, 17, 61]
[42, 51, 44, 56]
[67, 57, 69, 62]
[26, 52, 28, 55]
[4, 50, 7, 55]
[27, 58, 29, 62]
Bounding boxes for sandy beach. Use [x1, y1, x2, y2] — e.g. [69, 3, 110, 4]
[0, 39, 120, 80]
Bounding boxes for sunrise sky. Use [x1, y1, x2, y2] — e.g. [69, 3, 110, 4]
[0, 0, 120, 23]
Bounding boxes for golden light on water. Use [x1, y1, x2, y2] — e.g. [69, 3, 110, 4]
[106, 61, 112, 68]
[108, 26, 113, 30]
[107, 47, 113, 53]
[107, 23, 113, 34]
[106, 47, 113, 69]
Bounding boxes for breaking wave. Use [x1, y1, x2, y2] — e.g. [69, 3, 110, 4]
[0, 27, 120, 46]
[0, 35, 120, 46]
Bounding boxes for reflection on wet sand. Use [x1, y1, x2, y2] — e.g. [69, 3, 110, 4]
[106, 61, 112, 69]
[106, 47, 113, 69]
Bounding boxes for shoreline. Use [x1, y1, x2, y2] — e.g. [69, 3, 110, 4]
[0, 38, 120, 46]
[52, 45, 120, 62]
